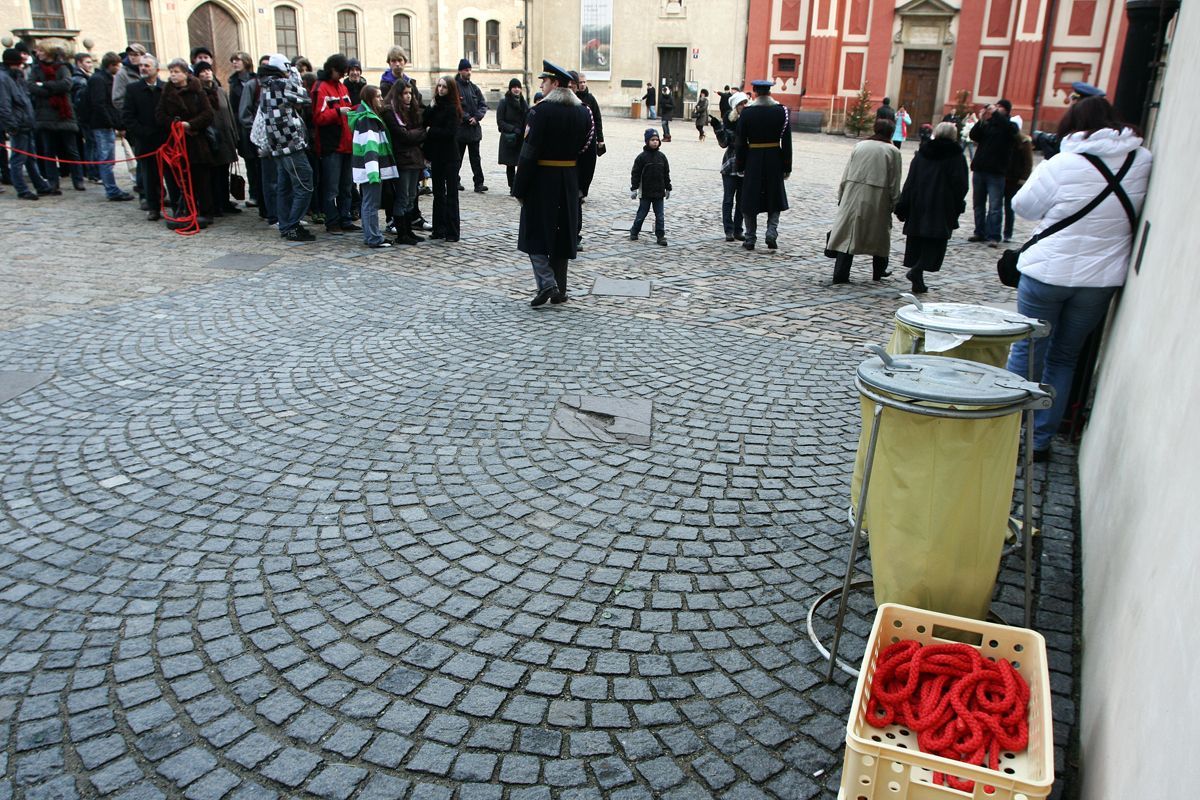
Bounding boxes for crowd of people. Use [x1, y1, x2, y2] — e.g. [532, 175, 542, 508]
[0, 40, 576, 246]
[0, 45, 1155, 459]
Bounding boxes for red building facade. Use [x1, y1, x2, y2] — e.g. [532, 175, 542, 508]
[745, 0, 1130, 133]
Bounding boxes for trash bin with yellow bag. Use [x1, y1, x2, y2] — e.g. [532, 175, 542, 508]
[886, 294, 1047, 368]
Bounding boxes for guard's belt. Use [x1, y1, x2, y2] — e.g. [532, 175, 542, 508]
[749, 142, 780, 149]
[537, 159, 577, 167]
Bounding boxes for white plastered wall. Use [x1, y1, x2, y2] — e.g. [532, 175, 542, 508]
[1077, 4, 1200, 798]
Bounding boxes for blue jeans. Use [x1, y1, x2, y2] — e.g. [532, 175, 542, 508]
[91, 129, 123, 198]
[274, 151, 313, 233]
[320, 152, 353, 229]
[972, 172, 1005, 242]
[359, 182, 384, 245]
[632, 197, 665, 236]
[79, 126, 99, 180]
[1006, 275, 1118, 450]
[647, 107, 657, 120]
[8, 130, 50, 196]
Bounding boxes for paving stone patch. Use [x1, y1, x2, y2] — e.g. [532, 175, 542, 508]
[546, 394, 654, 446]
[0, 370, 53, 405]
[591, 278, 652, 298]
[204, 253, 283, 272]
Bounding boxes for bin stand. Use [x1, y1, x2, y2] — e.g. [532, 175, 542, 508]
[811, 346, 1053, 681]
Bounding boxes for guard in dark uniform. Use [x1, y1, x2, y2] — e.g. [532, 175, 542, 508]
[735, 79, 792, 250]
[514, 61, 594, 307]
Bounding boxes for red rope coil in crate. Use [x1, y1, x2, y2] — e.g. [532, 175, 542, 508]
[866, 639, 1031, 792]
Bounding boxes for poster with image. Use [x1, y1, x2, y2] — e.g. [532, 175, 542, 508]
[580, 0, 612, 80]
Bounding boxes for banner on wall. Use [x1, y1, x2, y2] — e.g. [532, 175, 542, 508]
[580, 0, 612, 80]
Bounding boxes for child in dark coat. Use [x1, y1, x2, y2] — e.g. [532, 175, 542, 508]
[629, 128, 672, 246]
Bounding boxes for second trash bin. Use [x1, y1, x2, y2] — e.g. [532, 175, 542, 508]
[886, 297, 1045, 368]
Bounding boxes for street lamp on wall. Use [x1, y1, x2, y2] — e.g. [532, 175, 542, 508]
[512, 20, 525, 48]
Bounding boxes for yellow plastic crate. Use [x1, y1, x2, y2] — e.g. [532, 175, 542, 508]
[840, 604, 1054, 800]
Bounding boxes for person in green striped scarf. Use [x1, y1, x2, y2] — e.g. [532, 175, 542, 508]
[349, 86, 399, 248]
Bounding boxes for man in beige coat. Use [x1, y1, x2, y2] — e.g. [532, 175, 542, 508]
[827, 118, 902, 283]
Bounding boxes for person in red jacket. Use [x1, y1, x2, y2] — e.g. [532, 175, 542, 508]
[312, 53, 359, 234]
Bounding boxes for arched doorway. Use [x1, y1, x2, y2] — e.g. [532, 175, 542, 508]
[187, 2, 240, 78]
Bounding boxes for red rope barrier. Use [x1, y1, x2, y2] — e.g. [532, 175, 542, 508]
[2, 121, 200, 236]
[866, 639, 1031, 793]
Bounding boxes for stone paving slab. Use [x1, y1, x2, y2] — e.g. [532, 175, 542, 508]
[0, 371, 53, 405]
[591, 279, 652, 299]
[205, 253, 282, 272]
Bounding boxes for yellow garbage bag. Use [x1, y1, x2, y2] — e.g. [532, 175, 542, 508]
[886, 319, 1024, 369]
[849, 396, 1021, 620]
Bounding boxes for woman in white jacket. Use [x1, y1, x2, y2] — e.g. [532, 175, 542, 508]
[1006, 97, 1152, 461]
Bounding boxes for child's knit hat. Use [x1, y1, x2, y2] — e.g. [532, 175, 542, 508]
[644, 128, 660, 143]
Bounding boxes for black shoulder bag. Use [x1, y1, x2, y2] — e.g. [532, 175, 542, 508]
[997, 151, 1138, 287]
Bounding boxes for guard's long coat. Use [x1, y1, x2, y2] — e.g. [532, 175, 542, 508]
[735, 96, 792, 216]
[514, 89, 594, 259]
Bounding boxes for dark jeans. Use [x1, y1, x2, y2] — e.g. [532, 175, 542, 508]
[259, 156, 277, 221]
[392, 168, 420, 218]
[631, 197, 665, 236]
[320, 152, 353, 229]
[136, 148, 164, 210]
[244, 152, 262, 211]
[505, 164, 516, 188]
[38, 129, 83, 188]
[1003, 183, 1019, 241]
[79, 126, 100, 180]
[457, 138, 484, 187]
[661, 116, 672, 138]
[275, 151, 314, 233]
[721, 173, 743, 236]
[430, 158, 460, 237]
[972, 171, 1005, 242]
[7, 130, 50, 195]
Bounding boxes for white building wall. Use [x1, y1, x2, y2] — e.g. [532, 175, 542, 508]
[1078, 5, 1200, 798]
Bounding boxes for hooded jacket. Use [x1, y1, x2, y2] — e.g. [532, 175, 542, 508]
[259, 67, 310, 157]
[348, 103, 398, 184]
[1012, 127, 1152, 287]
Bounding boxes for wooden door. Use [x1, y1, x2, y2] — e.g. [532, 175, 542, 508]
[657, 47, 686, 110]
[899, 49, 941, 138]
[187, 2, 240, 79]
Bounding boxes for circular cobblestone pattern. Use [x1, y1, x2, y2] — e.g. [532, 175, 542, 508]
[0, 260, 874, 800]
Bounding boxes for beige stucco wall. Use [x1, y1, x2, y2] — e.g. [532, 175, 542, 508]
[1077, 5, 1200, 799]
[529, 0, 750, 114]
[2, 0, 525, 95]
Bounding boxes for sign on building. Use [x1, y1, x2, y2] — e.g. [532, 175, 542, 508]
[580, 0, 612, 80]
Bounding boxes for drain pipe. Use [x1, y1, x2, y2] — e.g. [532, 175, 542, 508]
[1030, 0, 1061, 133]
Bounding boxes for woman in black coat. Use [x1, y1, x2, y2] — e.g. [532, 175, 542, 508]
[422, 76, 462, 241]
[156, 59, 215, 226]
[495, 78, 528, 191]
[894, 122, 969, 293]
[28, 47, 84, 191]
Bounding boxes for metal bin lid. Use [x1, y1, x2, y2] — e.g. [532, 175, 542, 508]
[857, 351, 1042, 407]
[895, 299, 1038, 337]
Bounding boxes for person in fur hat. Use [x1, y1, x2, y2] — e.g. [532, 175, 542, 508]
[513, 60, 594, 308]
[734, 80, 791, 250]
[712, 90, 748, 241]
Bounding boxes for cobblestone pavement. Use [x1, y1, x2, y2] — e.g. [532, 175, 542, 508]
[0, 120, 1079, 800]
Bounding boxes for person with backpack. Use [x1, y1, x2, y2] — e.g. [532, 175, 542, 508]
[1005, 97, 1152, 462]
